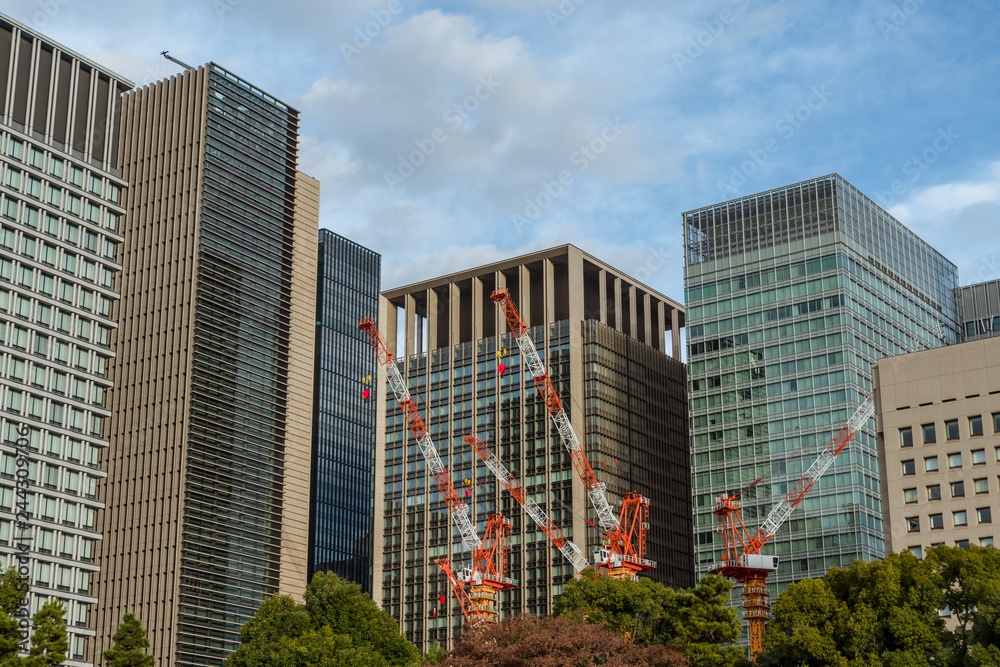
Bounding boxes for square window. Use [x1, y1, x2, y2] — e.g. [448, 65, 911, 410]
[904, 488, 918, 503]
[902, 459, 915, 476]
[982, 537, 995, 547]
[956, 539, 970, 549]
[907, 516, 920, 532]
[900, 427, 913, 447]
[923, 423, 936, 444]
[951, 481, 965, 497]
[979, 507, 992, 524]
[954, 511, 968, 527]
[970, 416, 984, 437]
[976, 478, 989, 494]
[930, 514, 944, 529]
[925, 456, 939, 472]
[909, 545, 923, 559]
[949, 453, 963, 468]
[946, 419, 959, 440]
[927, 484, 941, 501]
[973, 449, 986, 465]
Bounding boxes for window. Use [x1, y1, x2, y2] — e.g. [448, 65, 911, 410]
[979, 507, 992, 524]
[927, 484, 941, 501]
[946, 419, 959, 440]
[930, 514, 944, 529]
[973, 449, 987, 465]
[975, 478, 989, 494]
[907, 517, 920, 532]
[900, 427, 913, 447]
[994, 413, 1000, 433]
[924, 456, 939, 472]
[909, 545, 923, 559]
[982, 537, 995, 547]
[954, 511, 968, 527]
[970, 415, 983, 436]
[949, 453, 963, 468]
[904, 488, 918, 503]
[951, 481, 965, 497]
[956, 539, 970, 550]
[902, 460, 915, 476]
[923, 423, 936, 444]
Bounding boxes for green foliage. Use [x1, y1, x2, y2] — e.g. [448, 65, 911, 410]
[102, 613, 155, 667]
[0, 569, 25, 618]
[760, 551, 950, 666]
[226, 572, 416, 667]
[553, 569, 743, 666]
[926, 544, 1000, 665]
[26, 600, 68, 667]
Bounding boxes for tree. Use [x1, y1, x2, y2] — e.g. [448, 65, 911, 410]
[759, 551, 949, 666]
[448, 613, 688, 666]
[0, 567, 27, 663]
[421, 642, 448, 664]
[103, 613, 155, 667]
[225, 572, 417, 667]
[926, 544, 1000, 665]
[25, 599, 68, 667]
[554, 569, 743, 666]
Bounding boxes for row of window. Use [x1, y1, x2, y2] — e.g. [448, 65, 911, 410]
[906, 507, 992, 532]
[904, 477, 992, 502]
[900, 413, 1000, 446]
[909, 538, 994, 559]
[2, 132, 122, 204]
[1, 422, 101, 468]
[901, 447, 1000, 475]
[0, 485, 97, 529]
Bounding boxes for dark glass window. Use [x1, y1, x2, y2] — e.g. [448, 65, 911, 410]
[946, 420, 959, 440]
[979, 507, 992, 524]
[906, 517, 920, 532]
[927, 484, 941, 501]
[930, 514, 944, 530]
[951, 481, 965, 497]
[900, 427, 913, 447]
[902, 460, 915, 476]
[923, 423, 936, 444]
[970, 415, 983, 436]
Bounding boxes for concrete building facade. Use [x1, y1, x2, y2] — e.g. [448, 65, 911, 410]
[683, 174, 960, 598]
[309, 230, 380, 592]
[372, 245, 690, 651]
[93, 63, 318, 666]
[876, 335, 1000, 557]
[0, 14, 131, 666]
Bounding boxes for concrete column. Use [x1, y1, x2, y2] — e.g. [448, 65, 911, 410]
[656, 300, 667, 353]
[404, 293, 417, 358]
[628, 283, 638, 340]
[613, 277, 623, 333]
[380, 295, 397, 356]
[472, 276, 483, 342]
[643, 292, 652, 347]
[448, 282, 461, 348]
[598, 268, 608, 325]
[671, 306, 682, 359]
[544, 259, 556, 327]
[426, 288, 438, 352]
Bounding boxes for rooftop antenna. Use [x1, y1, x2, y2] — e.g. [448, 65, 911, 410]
[161, 51, 194, 71]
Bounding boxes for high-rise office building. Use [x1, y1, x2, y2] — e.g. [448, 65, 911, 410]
[0, 14, 131, 666]
[683, 174, 960, 597]
[310, 230, 380, 592]
[93, 63, 318, 666]
[875, 334, 1000, 558]
[958, 279, 1000, 342]
[372, 245, 690, 651]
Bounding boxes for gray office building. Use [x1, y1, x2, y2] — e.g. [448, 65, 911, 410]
[0, 14, 131, 666]
[958, 279, 1000, 342]
[683, 174, 960, 597]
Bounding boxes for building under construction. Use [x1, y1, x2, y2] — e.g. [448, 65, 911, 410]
[370, 244, 691, 650]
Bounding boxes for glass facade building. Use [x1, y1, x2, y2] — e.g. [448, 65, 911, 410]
[95, 62, 319, 666]
[310, 230, 380, 592]
[372, 246, 690, 651]
[0, 15, 131, 666]
[957, 279, 1000, 342]
[683, 174, 959, 599]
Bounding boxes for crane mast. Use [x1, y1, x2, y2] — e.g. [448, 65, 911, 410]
[490, 289, 618, 532]
[465, 434, 590, 573]
[711, 392, 875, 663]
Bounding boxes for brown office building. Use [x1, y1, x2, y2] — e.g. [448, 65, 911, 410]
[372, 245, 691, 650]
[94, 64, 318, 665]
[875, 335, 1000, 558]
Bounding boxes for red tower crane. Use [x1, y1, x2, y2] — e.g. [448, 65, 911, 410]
[490, 289, 654, 579]
[359, 318, 514, 628]
[711, 393, 875, 663]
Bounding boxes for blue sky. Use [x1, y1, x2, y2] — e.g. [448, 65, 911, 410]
[8, 0, 1000, 300]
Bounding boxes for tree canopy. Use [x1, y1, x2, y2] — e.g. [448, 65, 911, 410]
[103, 613, 155, 667]
[553, 569, 745, 667]
[0, 567, 69, 666]
[225, 572, 419, 667]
